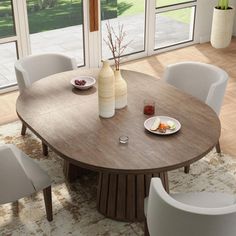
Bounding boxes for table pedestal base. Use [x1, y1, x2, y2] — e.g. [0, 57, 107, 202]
[97, 171, 169, 222]
[63, 160, 92, 182]
[63, 160, 169, 222]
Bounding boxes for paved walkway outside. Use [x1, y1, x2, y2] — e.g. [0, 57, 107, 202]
[0, 14, 190, 89]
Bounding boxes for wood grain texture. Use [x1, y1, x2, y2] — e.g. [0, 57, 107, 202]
[21, 123, 27, 135]
[43, 186, 53, 222]
[184, 165, 190, 174]
[63, 160, 80, 182]
[89, 0, 98, 32]
[16, 69, 220, 174]
[96, 171, 169, 221]
[2, 40, 236, 158]
[97, 172, 155, 221]
[16, 68, 220, 221]
[42, 142, 48, 156]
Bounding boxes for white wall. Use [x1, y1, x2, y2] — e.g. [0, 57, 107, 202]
[196, 0, 236, 43]
[232, 1, 236, 35]
[195, 0, 217, 43]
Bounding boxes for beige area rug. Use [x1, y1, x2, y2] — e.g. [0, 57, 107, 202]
[0, 121, 236, 236]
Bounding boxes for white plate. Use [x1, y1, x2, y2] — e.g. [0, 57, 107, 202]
[144, 116, 181, 135]
[71, 76, 96, 90]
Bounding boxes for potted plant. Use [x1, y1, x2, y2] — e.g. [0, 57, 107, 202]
[211, 0, 235, 48]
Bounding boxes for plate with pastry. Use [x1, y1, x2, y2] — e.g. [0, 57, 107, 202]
[144, 116, 181, 135]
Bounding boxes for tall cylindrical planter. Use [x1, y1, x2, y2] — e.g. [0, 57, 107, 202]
[114, 70, 127, 109]
[98, 60, 115, 118]
[211, 7, 235, 49]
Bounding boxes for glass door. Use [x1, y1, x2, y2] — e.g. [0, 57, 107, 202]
[155, 0, 197, 49]
[0, 0, 199, 91]
[26, 0, 86, 66]
[0, 0, 19, 89]
[100, 0, 147, 61]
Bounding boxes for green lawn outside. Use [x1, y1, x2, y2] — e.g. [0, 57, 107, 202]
[0, 0, 15, 37]
[161, 7, 191, 24]
[156, 0, 193, 8]
[117, 0, 144, 16]
[27, 0, 83, 33]
[0, 0, 191, 38]
[156, 0, 192, 24]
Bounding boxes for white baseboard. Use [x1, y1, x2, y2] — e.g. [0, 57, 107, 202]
[0, 85, 18, 94]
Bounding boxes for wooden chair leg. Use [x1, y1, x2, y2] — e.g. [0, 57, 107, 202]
[63, 160, 80, 183]
[144, 218, 150, 236]
[184, 165, 190, 174]
[42, 142, 48, 156]
[21, 123, 27, 136]
[43, 186, 53, 222]
[216, 141, 221, 154]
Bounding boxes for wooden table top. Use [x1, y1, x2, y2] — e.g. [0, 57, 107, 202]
[16, 69, 221, 174]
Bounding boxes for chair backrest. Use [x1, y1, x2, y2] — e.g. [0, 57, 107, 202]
[146, 178, 236, 236]
[15, 53, 77, 93]
[163, 62, 228, 115]
[0, 144, 51, 204]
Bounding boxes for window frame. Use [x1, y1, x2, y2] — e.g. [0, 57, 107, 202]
[154, 1, 197, 50]
[0, 0, 199, 93]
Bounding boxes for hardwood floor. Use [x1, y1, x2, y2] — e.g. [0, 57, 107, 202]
[0, 91, 19, 125]
[1, 39, 236, 156]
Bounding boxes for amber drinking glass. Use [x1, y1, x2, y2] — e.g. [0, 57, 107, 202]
[143, 100, 155, 115]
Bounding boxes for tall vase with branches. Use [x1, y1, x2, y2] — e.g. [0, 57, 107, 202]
[104, 21, 131, 109]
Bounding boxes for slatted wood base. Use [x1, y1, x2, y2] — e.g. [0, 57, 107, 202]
[97, 172, 169, 222]
[63, 160, 92, 183]
[63, 161, 169, 221]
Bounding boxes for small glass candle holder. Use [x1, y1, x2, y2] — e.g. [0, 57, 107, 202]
[119, 136, 129, 144]
[143, 100, 155, 115]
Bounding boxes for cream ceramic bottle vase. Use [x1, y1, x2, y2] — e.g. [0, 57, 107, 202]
[211, 7, 235, 48]
[114, 69, 127, 109]
[98, 60, 115, 118]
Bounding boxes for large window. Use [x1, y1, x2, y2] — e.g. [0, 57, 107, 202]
[156, 0, 196, 8]
[155, 0, 196, 49]
[0, 0, 15, 38]
[0, 0, 18, 89]
[0, 0, 198, 91]
[26, 0, 85, 66]
[101, 0, 146, 59]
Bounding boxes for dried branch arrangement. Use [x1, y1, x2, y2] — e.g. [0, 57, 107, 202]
[104, 21, 132, 71]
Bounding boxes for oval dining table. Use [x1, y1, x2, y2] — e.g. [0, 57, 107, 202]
[16, 68, 221, 222]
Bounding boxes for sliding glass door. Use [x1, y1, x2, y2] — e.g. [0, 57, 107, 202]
[0, 0, 19, 89]
[0, 0, 199, 91]
[26, 0, 85, 66]
[155, 0, 197, 49]
[100, 0, 146, 60]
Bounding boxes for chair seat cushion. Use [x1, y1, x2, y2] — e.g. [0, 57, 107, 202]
[171, 192, 235, 208]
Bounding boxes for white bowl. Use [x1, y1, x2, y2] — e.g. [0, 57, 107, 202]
[71, 76, 96, 90]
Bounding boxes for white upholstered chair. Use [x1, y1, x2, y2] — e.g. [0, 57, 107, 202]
[145, 178, 236, 236]
[0, 144, 52, 221]
[163, 61, 228, 172]
[15, 53, 77, 155]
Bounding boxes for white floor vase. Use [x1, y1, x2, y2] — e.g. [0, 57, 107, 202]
[114, 70, 127, 109]
[211, 7, 235, 49]
[98, 61, 115, 118]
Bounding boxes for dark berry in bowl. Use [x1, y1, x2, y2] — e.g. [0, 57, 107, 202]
[75, 79, 86, 86]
